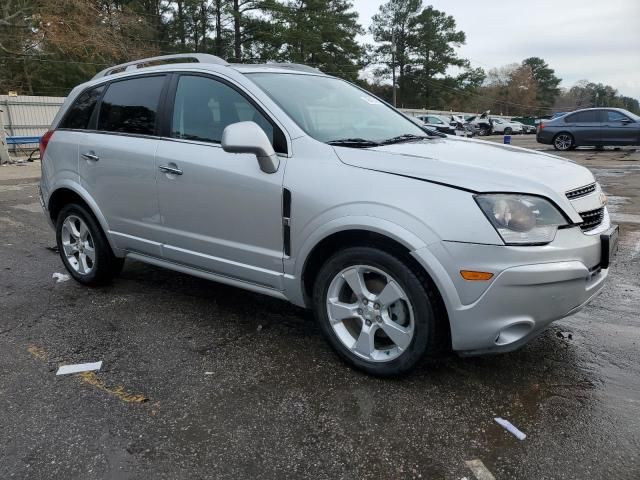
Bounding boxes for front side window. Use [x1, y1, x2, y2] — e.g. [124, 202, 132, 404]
[98, 76, 165, 136]
[171, 75, 274, 146]
[607, 111, 629, 122]
[60, 86, 104, 130]
[247, 73, 426, 143]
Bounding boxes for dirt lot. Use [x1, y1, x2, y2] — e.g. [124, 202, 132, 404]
[1, 138, 639, 479]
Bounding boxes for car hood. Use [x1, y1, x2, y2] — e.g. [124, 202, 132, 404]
[333, 136, 595, 222]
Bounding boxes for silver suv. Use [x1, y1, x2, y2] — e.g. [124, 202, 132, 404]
[40, 54, 618, 376]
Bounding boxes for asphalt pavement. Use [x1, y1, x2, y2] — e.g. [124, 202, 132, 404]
[1, 138, 639, 479]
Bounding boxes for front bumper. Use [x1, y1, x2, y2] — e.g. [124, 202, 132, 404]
[413, 227, 613, 354]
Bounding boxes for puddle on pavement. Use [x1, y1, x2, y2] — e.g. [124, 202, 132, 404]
[0, 185, 28, 193]
[611, 213, 640, 224]
[605, 195, 630, 211]
[11, 202, 42, 214]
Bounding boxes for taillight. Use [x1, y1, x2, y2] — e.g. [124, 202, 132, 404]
[538, 123, 545, 130]
[39, 130, 55, 160]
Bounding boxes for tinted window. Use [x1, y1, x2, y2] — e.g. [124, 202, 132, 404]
[98, 76, 165, 135]
[565, 111, 600, 123]
[171, 75, 274, 146]
[427, 116, 443, 124]
[607, 111, 629, 122]
[60, 86, 104, 130]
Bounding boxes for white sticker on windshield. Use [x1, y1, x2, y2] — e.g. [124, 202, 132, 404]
[360, 96, 382, 105]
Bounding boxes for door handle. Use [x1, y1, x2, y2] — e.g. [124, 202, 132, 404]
[159, 165, 183, 175]
[81, 152, 99, 161]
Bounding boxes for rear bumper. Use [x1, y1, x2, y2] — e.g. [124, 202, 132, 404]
[412, 227, 610, 354]
[536, 130, 554, 144]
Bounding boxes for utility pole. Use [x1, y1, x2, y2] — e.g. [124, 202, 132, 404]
[391, 30, 397, 107]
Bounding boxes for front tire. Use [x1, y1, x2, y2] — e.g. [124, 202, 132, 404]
[312, 247, 438, 376]
[553, 133, 574, 151]
[55, 204, 124, 286]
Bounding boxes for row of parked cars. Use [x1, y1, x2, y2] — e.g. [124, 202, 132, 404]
[416, 107, 640, 151]
[416, 112, 537, 137]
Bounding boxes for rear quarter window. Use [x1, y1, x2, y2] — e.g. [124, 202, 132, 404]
[59, 86, 104, 130]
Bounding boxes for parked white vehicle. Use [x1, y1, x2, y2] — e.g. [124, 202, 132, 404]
[491, 118, 523, 135]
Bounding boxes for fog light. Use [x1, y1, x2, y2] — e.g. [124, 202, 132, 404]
[460, 270, 494, 281]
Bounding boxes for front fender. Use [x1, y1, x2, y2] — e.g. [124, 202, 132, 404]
[284, 213, 439, 307]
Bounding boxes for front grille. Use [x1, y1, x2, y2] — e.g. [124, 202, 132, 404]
[579, 206, 605, 232]
[566, 183, 596, 200]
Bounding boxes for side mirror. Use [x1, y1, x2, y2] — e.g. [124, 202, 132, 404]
[620, 118, 633, 124]
[221, 121, 279, 174]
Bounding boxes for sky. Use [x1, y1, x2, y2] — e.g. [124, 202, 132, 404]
[351, 0, 640, 100]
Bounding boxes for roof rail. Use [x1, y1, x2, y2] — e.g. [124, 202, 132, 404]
[92, 54, 229, 79]
[257, 63, 322, 74]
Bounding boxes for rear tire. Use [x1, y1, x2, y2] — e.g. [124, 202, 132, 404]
[553, 133, 574, 151]
[55, 204, 124, 286]
[504, 127, 513, 135]
[312, 246, 439, 376]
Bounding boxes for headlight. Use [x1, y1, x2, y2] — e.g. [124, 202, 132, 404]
[475, 194, 568, 245]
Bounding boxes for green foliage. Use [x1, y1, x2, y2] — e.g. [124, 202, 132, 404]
[369, 0, 484, 109]
[259, 0, 363, 81]
[522, 56, 561, 113]
[0, 0, 636, 115]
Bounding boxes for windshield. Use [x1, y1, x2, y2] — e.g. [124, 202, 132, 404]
[247, 73, 427, 144]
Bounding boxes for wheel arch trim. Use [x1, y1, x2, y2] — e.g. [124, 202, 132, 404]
[46, 181, 122, 256]
[284, 216, 435, 307]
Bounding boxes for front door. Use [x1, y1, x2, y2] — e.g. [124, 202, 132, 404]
[79, 75, 167, 257]
[601, 110, 638, 145]
[156, 74, 287, 289]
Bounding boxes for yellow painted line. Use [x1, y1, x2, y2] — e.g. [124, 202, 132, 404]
[78, 372, 149, 404]
[466, 459, 496, 480]
[27, 345, 47, 361]
[27, 345, 150, 405]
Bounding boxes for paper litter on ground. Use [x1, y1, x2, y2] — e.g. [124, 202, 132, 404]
[494, 417, 527, 440]
[56, 361, 103, 376]
[52, 272, 71, 283]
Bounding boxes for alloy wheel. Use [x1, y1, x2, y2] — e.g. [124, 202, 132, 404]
[554, 134, 573, 151]
[61, 215, 96, 275]
[326, 265, 415, 362]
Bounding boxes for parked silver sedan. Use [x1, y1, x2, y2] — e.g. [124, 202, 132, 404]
[39, 54, 618, 376]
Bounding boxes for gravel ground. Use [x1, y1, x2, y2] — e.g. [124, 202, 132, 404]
[1, 138, 639, 479]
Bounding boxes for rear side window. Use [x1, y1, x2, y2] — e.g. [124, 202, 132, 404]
[60, 86, 104, 130]
[98, 76, 165, 135]
[565, 111, 600, 123]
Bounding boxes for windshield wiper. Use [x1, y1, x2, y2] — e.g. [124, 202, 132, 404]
[379, 133, 434, 145]
[327, 138, 381, 148]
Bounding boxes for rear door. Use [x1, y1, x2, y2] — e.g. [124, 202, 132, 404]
[601, 110, 638, 145]
[155, 73, 287, 289]
[562, 110, 603, 145]
[79, 74, 167, 256]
